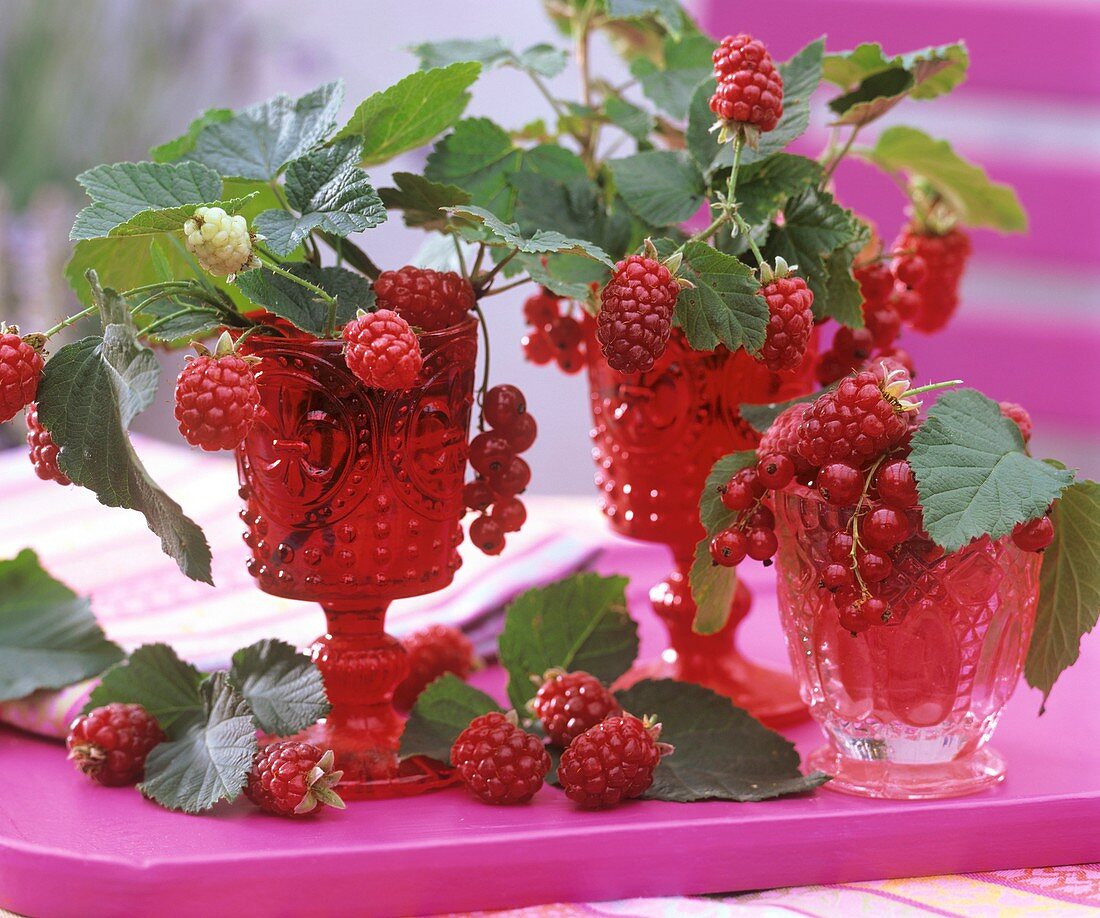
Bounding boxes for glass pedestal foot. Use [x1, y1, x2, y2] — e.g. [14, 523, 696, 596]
[808, 744, 1006, 800]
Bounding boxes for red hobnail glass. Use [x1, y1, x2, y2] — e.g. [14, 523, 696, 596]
[236, 318, 478, 799]
[774, 487, 1041, 798]
[586, 322, 815, 726]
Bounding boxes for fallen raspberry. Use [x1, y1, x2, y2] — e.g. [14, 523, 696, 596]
[67, 703, 165, 786]
[343, 309, 423, 389]
[373, 266, 475, 331]
[183, 206, 256, 277]
[0, 327, 44, 424]
[393, 624, 477, 710]
[531, 670, 623, 747]
[597, 251, 680, 374]
[558, 715, 670, 809]
[709, 34, 784, 134]
[25, 402, 71, 485]
[246, 741, 345, 817]
[450, 712, 550, 805]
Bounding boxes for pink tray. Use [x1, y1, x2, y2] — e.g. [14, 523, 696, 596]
[2, 540, 1098, 918]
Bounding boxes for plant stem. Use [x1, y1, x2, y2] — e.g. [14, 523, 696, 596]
[452, 235, 469, 279]
[43, 306, 96, 338]
[849, 455, 887, 597]
[906, 379, 963, 397]
[528, 71, 567, 119]
[574, 0, 600, 169]
[726, 132, 745, 204]
[471, 243, 487, 278]
[474, 248, 519, 293]
[316, 232, 381, 279]
[822, 126, 860, 181]
[480, 275, 533, 297]
[140, 308, 199, 339]
[473, 302, 491, 431]
[256, 252, 339, 336]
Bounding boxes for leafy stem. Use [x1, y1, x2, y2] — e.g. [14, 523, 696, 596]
[822, 126, 861, 181]
[473, 248, 519, 295]
[254, 251, 339, 337]
[43, 306, 96, 339]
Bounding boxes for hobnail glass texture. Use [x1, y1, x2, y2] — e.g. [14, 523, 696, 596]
[236, 318, 477, 799]
[774, 488, 1041, 798]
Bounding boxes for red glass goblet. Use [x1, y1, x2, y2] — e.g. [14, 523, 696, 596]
[236, 318, 477, 799]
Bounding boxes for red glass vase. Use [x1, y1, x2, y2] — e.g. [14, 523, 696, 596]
[236, 318, 478, 799]
[586, 323, 815, 726]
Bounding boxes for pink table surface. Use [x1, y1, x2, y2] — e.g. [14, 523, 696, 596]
[1, 539, 1098, 918]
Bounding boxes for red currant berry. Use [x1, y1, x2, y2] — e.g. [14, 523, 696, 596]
[463, 479, 494, 512]
[556, 348, 586, 374]
[817, 462, 863, 506]
[860, 596, 889, 626]
[469, 432, 514, 477]
[875, 458, 919, 508]
[523, 290, 561, 326]
[501, 412, 537, 453]
[745, 504, 775, 530]
[484, 385, 527, 430]
[491, 497, 527, 533]
[856, 550, 892, 583]
[720, 477, 757, 512]
[862, 506, 912, 550]
[470, 515, 506, 555]
[822, 563, 854, 591]
[893, 254, 927, 288]
[827, 530, 854, 562]
[746, 527, 778, 562]
[547, 316, 582, 352]
[487, 456, 531, 497]
[710, 529, 747, 566]
[757, 453, 794, 490]
[838, 603, 870, 634]
[523, 332, 554, 365]
[1012, 515, 1054, 552]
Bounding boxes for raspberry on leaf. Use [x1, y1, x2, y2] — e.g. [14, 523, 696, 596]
[174, 332, 261, 452]
[530, 670, 623, 747]
[245, 741, 345, 817]
[342, 308, 423, 390]
[393, 624, 477, 711]
[558, 715, 672, 809]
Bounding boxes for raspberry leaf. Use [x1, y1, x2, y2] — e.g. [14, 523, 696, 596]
[519, 256, 601, 300]
[426, 118, 524, 217]
[859, 126, 1027, 232]
[606, 0, 689, 38]
[337, 63, 480, 168]
[85, 643, 205, 738]
[36, 275, 213, 584]
[729, 154, 823, 226]
[229, 639, 330, 737]
[184, 81, 345, 181]
[236, 264, 373, 334]
[139, 672, 257, 813]
[410, 38, 568, 79]
[149, 108, 233, 163]
[615, 679, 829, 802]
[379, 172, 471, 230]
[1026, 478, 1100, 709]
[604, 96, 657, 141]
[674, 240, 769, 353]
[0, 550, 123, 703]
[608, 150, 706, 226]
[630, 34, 714, 121]
[445, 205, 614, 266]
[399, 673, 502, 763]
[498, 573, 637, 711]
[910, 389, 1076, 552]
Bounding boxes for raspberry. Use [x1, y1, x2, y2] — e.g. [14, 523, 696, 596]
[0, 328, 44, 423]
[855, 262, 895, 303]
[999, 401, 1033, 443]
[558, 715, 669, 809]
[757, 402, 811, 473]
[523, 289, 561, 326]
[531, 671, 623, 747]
[393, 624, 476, 710]
[373, 266, 475, 331]
[894, 226, 972, 333]
[796, 368, 918, 468]
[174, 342, 260, 451]
[709, 34, 784, 133]
[245, 741, 345, 817]
[183, 206, 256, 277]
[470, 514, 506, 555]
[1012, 515, 1054, 552]
[597, 253, 680, 374]
[450, 712, 550, 805]
[26, 403, 71, 485]
[342, 309, 423, 390]
[757, 273, 814, 372]
[710, 528, 747, 566]
[67, 703, 165, 787]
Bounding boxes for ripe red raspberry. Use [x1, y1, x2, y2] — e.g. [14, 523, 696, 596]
[757, 401, 812, 474]
[558, 715, 669, 809]
[597, 254, 680, 374]
[373, 266, 475, 331]
[757, 273, 814, 372]
[342, 309, 423, 390]
[894, 226, 972, 333]
[393, 624, 477, 710]
[450, 712, 550, 805]
[0, 328, 44, 424]
[174, 348, 260, 451]
[999, 401, 1033, 443]
[25, 402, 71, 485]
[796, 368, 918, 468]
[246, 741, 345, 817]
[709, 34, 784, 133]
[67, 703, 165, 787]
[531, 670, 623, 747]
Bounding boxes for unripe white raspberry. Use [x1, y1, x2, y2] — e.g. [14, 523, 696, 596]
[183, 206, 256, 277]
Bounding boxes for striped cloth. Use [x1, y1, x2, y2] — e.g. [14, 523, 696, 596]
[0, 436, 604, 738]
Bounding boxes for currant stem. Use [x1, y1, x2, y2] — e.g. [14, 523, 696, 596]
[452, 235, 469, 279]
[480, 275, 533, 297]
[848, 455, 887, 597]
[472, 301, 491, 432]
[474, 248, 519, 294]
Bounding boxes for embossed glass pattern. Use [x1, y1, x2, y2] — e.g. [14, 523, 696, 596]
[774, 488, 1042, 799]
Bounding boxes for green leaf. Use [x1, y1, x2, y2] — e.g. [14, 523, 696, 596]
[425, 118, 523, 217]
[910, 389, 1076, 552]
[821, 241, 867, 328]
[252, 138, 386, 256]
[379, 172, 471, 230]
[515, 44, 570, 78]
[446, 205, 613, 266]
[699, 450, 759, 535]
[337, 63, 480, 167]
[606, 0, 687, 37]
[399, 673, 503, 763]
[731, 154, 823, 227]
[139, 672, 257, 813]
[36, 276, 213, 584]
[616, 680, 829, 801]
[1026, 479, 1100, 708]
[410, 38, 567, 78]
[743, 39, 824, 164]
[674, 240, 769, 353]
[85, 643, 205, 738]
[0, 550, 123, 702]
[235, 265, 372, 335]
[860, 126, 1027, 232]
[630, 34, 715, 120]
[138, 299, 223, 346]
[608, 150, 705, 226]
[519, 256, 599, 300]
[604, 96, 657, 141]
[228, 639, 330, 737]
[739, 390, 819, 433]
[150, 108, 233, 163]
[186, 81, 345, 181]
[498, 573, 638, 711]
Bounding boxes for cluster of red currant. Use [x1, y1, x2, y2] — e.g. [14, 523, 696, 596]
[521, 288, 586, 374]
[464, 384, 537, 555]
